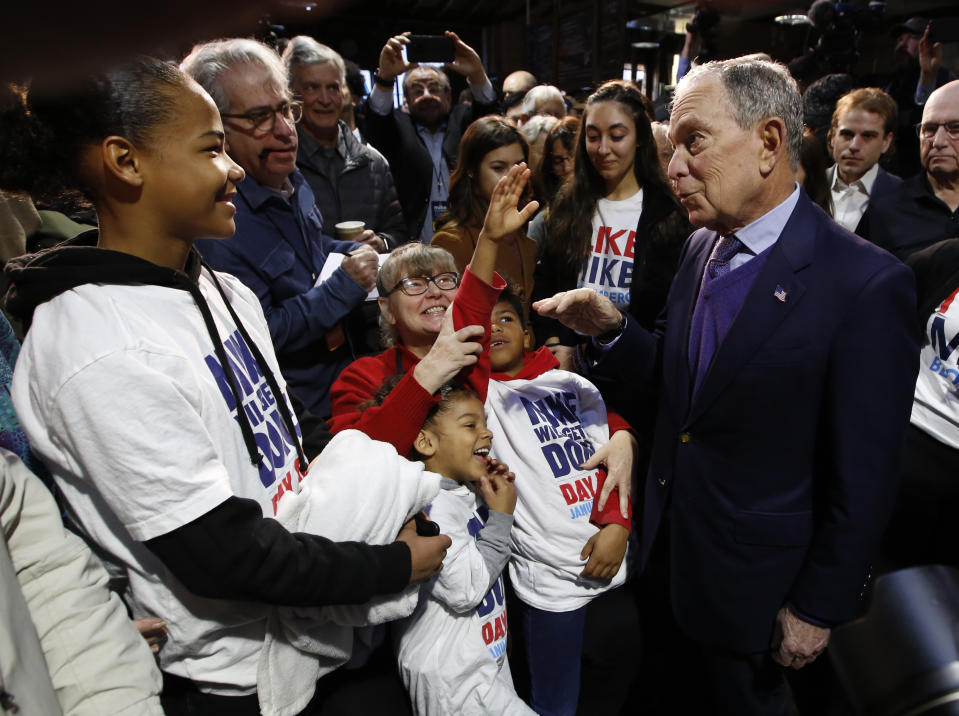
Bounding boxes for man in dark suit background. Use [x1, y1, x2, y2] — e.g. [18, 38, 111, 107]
[363, 30, 499, 243]
[535, 57, 919, 714]
[825, 87, 902, 237]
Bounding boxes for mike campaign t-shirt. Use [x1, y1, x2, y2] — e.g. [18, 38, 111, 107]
[577, 189, 644, 308]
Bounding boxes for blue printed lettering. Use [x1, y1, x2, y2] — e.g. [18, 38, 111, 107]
[930, 316, 959, 361]
[533, 424, 556, 443]
[542, 443, 571, 478]
[244, 400, 264, 426]
[224, 331, 263, 385]
[205, 355, 237, 411]
[599, 258, 617, 285]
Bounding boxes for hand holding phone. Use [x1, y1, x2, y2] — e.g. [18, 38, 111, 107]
[406, 35, 455, 64]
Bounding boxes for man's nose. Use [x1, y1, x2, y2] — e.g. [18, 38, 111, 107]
[667, 149, 686, 182]
[273, 111, 295, 138]
[931, 124, 951, 145]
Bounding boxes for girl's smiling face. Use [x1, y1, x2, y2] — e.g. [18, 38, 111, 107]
[141, 83, 245, 242]
[417, 393, 493, 484]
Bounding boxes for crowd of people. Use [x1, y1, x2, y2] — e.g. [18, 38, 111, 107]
[0, 11, 957, 716]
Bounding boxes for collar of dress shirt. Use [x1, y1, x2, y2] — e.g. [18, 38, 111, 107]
[829, 161, 880, 196]
[733, 182, 801, 257]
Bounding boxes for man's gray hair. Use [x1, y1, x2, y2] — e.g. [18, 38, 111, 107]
[521, 114, 558, 145]
[181, 38, 288, 113]
[281, 35, 346, 85]
[677, 57, 802, 170]
[522, 85, 564, 117]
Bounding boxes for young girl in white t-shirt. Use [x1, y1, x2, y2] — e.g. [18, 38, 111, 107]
[392, 385, 536, 716]
[0, 56, 451, 715]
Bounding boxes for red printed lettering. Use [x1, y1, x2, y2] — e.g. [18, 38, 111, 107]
[604, 229, 626, 256]
[576, 481, 591, 501]
[482, 622, 494, 645]
[560, 483, 578, 505]
[624, 231, 635, 259]
[493, 615, 506, 641]
[594, 226, 610, 253]
[271, 482, 286, 515]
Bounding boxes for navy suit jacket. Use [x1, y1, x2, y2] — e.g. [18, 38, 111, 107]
[592, 192, 919, 653]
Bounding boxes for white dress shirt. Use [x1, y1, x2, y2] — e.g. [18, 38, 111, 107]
[828, 162, 879, 232]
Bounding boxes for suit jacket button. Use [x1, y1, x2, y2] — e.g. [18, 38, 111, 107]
[657, 477, 667, 486]
[680, 432, 691, 444]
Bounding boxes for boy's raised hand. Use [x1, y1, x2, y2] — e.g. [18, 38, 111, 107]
[479, 163, 539, 243]
[580, 523, 628, 580]
[478, 463, 517, 515]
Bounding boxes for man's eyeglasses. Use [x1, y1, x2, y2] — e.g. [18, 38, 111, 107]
[221, 101, 303, 135]
[407, 82, 447, 99]
[387, 272, 460, 296]
[552, 154, 573, 167]
[915, 120, 959, 140]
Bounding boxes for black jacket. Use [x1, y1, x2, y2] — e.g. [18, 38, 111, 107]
[362, 96, 499, 239]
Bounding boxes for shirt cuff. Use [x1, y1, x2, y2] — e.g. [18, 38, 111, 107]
[591, 313, 628, 351]
[469, 78, 496, 104]
[787, 602, 833, 629]
[369, 85, 395, 116]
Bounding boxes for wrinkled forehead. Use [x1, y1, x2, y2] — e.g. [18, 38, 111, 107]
[223, 62, 291, 110]
[669, 76, 729, 135]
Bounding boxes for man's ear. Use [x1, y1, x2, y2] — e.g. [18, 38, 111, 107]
[522, 326, 533, 351]
[880, 130, 894, 155]
[414, 428, 438, 458]
[101, 135, 144, 188]
[758, 117, 788, 175]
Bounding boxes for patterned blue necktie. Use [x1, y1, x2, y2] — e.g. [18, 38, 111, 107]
[706, 234, 744, 280]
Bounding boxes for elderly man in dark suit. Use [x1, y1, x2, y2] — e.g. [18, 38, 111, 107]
[364, 31, 498, 243]
[536, 57, 919, 714]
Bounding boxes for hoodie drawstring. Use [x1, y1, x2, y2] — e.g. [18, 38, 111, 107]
[201, 262, 307, 473]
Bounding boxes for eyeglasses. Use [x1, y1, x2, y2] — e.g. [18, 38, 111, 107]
[915, 120, 959, 140]
[221, 101, 303, 135]
[387, 272, 459, 296]
[407, 82, 447, 99]
[552, 155, 573, 167]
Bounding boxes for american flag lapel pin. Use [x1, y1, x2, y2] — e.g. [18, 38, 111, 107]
[774, 285, 787, 302]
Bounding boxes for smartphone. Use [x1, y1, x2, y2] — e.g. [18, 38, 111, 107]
[929, 18, 959, 44]
[406, 35, 455, 63]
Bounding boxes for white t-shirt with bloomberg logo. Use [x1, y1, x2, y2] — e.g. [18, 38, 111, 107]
[913, 286, 959, 450]
[11, 270, 303, 696]
[577, 189, 644, 308]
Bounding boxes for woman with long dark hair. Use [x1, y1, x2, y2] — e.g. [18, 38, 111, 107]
[431, 116, 538, 301]
[533, 80, 690, 358]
